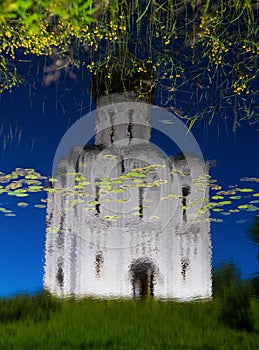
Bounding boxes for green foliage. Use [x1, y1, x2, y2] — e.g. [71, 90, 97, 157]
[49, 0, 97, 29]
[213, 262, 254, 332]
[248, 215, 259, 246]
[0, 295, 259, 349]
[213, 261, 242, 297]
[250, 275, 259, 298]
[0, 291, 60, 323]
[220, 283, 254, 332]
[247, 216, 259, 298]
[0, 0, 98, 92]
[0, 0, 97, 29]
[0, 0, 257, 130]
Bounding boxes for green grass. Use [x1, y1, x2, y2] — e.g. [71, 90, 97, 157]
[0, 294, 259, 350]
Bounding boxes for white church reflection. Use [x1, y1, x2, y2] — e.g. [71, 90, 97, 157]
[44, 92, 212, 300]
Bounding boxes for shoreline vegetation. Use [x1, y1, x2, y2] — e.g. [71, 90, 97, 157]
[0, 290, 258, 350]
[0, 0, 257, 131]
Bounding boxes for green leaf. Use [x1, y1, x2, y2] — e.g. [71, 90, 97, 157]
[238, 204, 249, 209]
[14, 193, 29, 197]
[167, 193, 179, 198]
[126, 171, 146, 178]
[89, 200, 100, 205]
[68, 199, 84, 205]
[7, 191, 15, 196]
[49, 177, 59, 182]
[212, 195, 224, 200]
[112, 188, 125, 193]
[0, 207, 8, 211]
[17, 202, 28, 207]
[111, 179, 123, 184]
[246, 205, 258, 212]
[217, 201, 232, 206]
[27, 185, 43, 191]
[236, 188, 253, 192]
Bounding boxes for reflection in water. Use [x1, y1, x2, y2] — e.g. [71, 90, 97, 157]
[130, 258, 156, 298]
[44, 94, 212, 300]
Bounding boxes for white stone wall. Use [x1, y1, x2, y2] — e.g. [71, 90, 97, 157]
[44, 92, 212, 300]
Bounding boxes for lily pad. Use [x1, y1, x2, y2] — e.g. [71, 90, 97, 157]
[49, 177, 59, 182]
[217, 201, 232, 206]
[126, 171, 146, 178]
[17, 202, 29, 207]
[236, 219, 248, 224]
[89, 201, 100, 205]
[236, 188, 253, 192]
[112, 188, 125, 193]
[167, 193, 179, 198]
[238, 204, 249, 209]
[210, 218, 223, 223]
[27, 185, 43, 191]
[246, 205, 258, 212]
